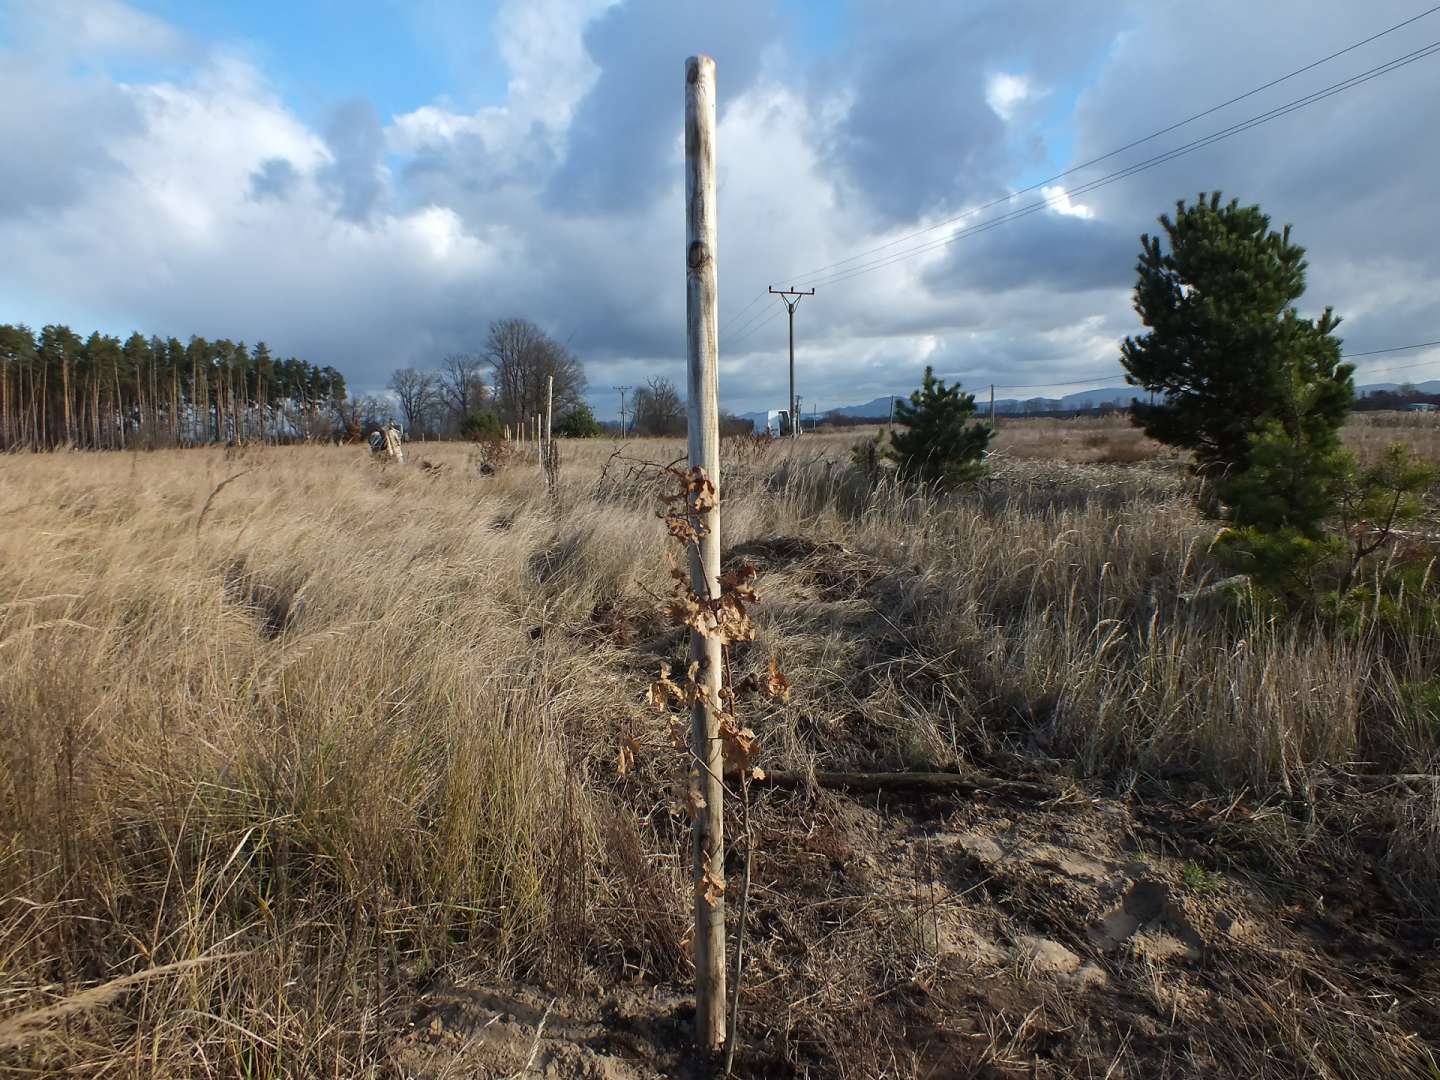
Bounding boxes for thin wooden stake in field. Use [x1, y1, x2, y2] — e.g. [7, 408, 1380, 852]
[685, 52, 726, 1053]
[545, 375, 555, 488]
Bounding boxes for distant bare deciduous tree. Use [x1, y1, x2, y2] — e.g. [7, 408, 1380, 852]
[484, 318, 585, 427]
[333, 395, 390, 443]
[388, 367, 441, 436]
[632, 376, 685, 437]
[438, 354, 488, 429]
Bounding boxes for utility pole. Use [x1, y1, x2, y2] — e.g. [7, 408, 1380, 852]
[768, 285, 815, 439]
[613, 385, 632, 437]
[685, 52, 726, 1054]
[990, 384, 996, 428]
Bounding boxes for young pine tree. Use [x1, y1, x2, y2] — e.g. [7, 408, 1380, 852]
[887, 367, 993, 488]
[1120, 192, 1354, 480]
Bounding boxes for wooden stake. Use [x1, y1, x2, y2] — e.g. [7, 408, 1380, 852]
[685, 52, 725, 1053]
[545, 375, 554, 488]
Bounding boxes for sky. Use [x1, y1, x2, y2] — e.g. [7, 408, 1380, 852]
[2, 0, 1438, 418]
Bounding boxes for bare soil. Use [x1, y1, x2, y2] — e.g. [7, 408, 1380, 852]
[393, 770, 1438, 1077]
[394, 534, 1439, 1079]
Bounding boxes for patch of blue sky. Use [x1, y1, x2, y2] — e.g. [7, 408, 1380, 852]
[124, 1, 509, 122]
[1003, 78, 1086, 194]
[793, 0, 850, 55]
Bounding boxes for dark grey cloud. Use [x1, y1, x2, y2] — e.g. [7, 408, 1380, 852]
[1066, 0, 1440, 356]
[0, 61, 141, 218]
[248, 157, 299, 201]
[321, 98, 386, 222]
[822, 0, 1124, 225]
[547, 0, 778, 213]
[401, 119, 557, 206]
[924, 207, 1137, 296]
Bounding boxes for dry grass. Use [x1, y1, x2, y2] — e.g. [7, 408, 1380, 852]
[1, 421, 1438, 1076]
[989, 413, 1172, 465]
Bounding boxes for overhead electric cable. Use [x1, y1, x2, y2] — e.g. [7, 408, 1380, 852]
[725, 42, 1440, 353]
[769, 5, 1440, 288]
[786, 41, 1440, 294]
[983, 338, 1440, 390]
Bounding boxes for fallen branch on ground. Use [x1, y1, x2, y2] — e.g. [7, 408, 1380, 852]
[732, 767, 1059, 801]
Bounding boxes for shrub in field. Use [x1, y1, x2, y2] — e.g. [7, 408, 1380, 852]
[1216, 441, 1439, 612]
[887, 367, 992, 488]
[460, 410, 502, 440]
[470, 434, 513, 475]
[1336, 444, 1439, 586]
[1121, 192, 1354, 478]
[557, 403, 603, 438]
[849, 428, 888, 479]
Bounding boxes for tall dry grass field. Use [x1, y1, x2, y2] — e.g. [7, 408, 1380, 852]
[2, 422, 1438, 1076]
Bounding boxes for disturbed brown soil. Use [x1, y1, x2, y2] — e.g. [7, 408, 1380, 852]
[393, 532, 1438, 1078]
[392, 767, 1438, 1078]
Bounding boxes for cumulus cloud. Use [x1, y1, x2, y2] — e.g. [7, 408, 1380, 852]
[986, 73, 1036, 122]
[1, 0, 1436, 413]
[4, 0, 185, 59]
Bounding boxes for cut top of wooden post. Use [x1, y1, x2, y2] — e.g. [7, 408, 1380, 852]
[684, 54, 720, 500]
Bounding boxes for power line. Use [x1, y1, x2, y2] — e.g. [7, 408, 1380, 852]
[985, 338, 1440, 391]
[1352, 353, 1440, 379]
[718, 289, 767, 340]
[792, 41, 1440, 292]
[772, 4, 1440, 288]
[1339, 338, 1440, 358]
[726, 22, 1440, 359]
[721, 304, 786, 352]
[724, 40, 1440, 353]
[720, 300, 781, 349]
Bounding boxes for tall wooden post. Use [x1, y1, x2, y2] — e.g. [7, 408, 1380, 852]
[990, 384, 996, 428]
[685, 52, 726, 1053]
[545, 375, 555, 488]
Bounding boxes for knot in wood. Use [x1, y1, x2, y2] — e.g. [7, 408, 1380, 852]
[687, 241, 711, 270]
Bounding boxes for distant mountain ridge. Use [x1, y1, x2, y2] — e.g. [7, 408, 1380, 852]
[738, 380, 1440, 423]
